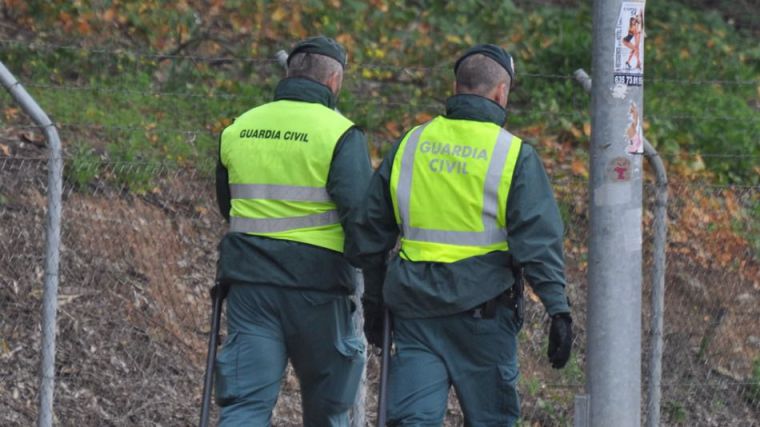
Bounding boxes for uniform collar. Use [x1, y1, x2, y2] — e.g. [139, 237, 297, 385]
[274, 77, 337, 109]
[445, 94, 506, 126]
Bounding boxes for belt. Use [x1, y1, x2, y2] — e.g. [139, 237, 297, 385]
[470, 286, 519, 319]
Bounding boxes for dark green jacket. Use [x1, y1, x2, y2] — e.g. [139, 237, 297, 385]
[216, 77, 372, 294]
[347, 94, 570, 318]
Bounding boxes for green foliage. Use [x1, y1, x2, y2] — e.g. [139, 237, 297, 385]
[67, 142, 100, 189]
[559, 352, 584, 384]
[645, 3, 760, 184]
[2, 0, 758, 189]
[732, 197, 760, 260]
[745, 199, 760, 258]
[535, 397, 571, 425]
[106, 133, 161, 194]
[523, 376, 542, 397]
[665, 400, 688, 423]
[745, 358, 760, 407]
[557, 200, 573, 229]
[508, 7, 593, 133]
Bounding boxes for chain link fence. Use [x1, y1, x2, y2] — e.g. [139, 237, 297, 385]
[1, 44, 759, 426]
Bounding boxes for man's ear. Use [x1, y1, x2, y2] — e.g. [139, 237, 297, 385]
[327, 71, 343, 95]
[494, 82, 509, 108]
[501, 82, 510, 108]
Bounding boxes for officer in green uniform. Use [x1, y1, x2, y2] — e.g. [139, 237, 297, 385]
[348, 45, 573, 426]
[214, 36, 371, 426]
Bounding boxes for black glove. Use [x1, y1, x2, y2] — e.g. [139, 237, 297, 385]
[548, 313, 573, 369]
[362, 299, 384, 348]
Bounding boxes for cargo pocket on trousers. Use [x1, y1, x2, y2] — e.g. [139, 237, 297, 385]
[214, 332, 239, 406]
[333, 334, 367, 408]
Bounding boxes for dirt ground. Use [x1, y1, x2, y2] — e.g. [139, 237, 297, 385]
[1, 134, 759, 426]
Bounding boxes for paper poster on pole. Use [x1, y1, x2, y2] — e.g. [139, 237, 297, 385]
[614, 2, 645, 86]
[625, 101, 644, 154]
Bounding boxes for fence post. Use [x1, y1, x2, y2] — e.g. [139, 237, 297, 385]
[351, 269, 368, 427]
[0, 61, 64, 427]
[642, 141, 667, 427]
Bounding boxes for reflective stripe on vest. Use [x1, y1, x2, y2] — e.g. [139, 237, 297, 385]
[230, 210, 340, 233]
[230, 184, 332, 203]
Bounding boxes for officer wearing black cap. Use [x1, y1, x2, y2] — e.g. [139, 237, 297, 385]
[214, 36, 371, 426]
[287, 36, 348, 68]
[349, 44, 573, 425]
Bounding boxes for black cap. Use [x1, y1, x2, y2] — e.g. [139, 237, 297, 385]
[454, 44, 515, 83]
[287, 36, 347, 69]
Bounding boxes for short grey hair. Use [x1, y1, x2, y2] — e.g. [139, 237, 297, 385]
[286, 52, 343, 84]
[455, 54, 511, 97]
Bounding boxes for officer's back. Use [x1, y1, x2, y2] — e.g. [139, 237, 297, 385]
[214, 36, 371, 427]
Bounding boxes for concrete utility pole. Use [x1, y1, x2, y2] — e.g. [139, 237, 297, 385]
[586, 0, 646, 426]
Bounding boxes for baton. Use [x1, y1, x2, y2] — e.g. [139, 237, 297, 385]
[376, 307, 391, 426]
[199, 282, 227, 427]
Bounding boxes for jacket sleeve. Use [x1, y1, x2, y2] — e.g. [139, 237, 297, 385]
[506, 144, 570, 316]
[216, 133, 231, 222]
[326, 126, 373, 259]
[344, 143, 402, 303]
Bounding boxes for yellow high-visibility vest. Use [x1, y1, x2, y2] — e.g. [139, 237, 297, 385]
[220, 99, 354, 252]
[390, 116, 522, 263]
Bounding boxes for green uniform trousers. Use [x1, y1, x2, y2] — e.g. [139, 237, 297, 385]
[215, 284, 366, 427]
[387, 304, 521, 427]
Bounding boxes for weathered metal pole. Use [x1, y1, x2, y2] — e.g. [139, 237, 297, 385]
[0, 61, 64, 427]
[587, 0, 646, 425]
[643, 140, 667, 427]
[350, 269, 367, 427]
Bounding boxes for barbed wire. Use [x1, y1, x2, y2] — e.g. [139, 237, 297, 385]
[0, 39, 280, 64]
[688, 153, 760, 159]
[2, 154, 757, 190]
[3, 141, 749, 169]
[0, 107, 593, 122]
[5, 80, 760, 125]
[8, 81, 505, 113]
[4, 123, 216, 135]
[0, 39, 449, 72]
[3, 104, 756, 132]
[0, 80, 693, 118]
[647, 113, 760, 123]
[644, 76, 760, 85]
[3, 39, 760, 86]
[21, 83, 244, 100]
[0, 152, 751, 163]
[659, 380, 760, 386]
[3, 135, 760, 167]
